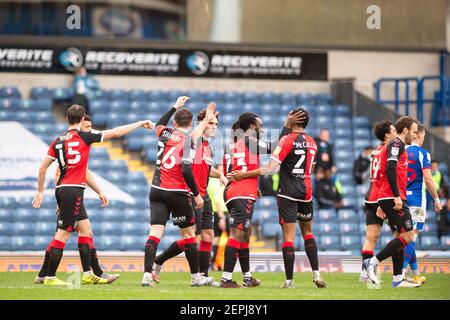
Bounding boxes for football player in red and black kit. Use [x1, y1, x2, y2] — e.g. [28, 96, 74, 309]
[32, 105, 154, 286]
[151, 106, 228, 285]
[220, 110, 305, 288]
[363, 116, 420, 288]
[229, 108, 327, 289]
[34, 115, 119, 285]
[142, 96, 217, 287]
[359, 120, 396, 283]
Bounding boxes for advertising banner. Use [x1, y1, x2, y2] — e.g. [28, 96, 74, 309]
[0, 46, 327, 80]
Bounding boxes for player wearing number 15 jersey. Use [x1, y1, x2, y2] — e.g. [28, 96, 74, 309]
[359, 121, 396, 283]
[32, 104, 154, 286]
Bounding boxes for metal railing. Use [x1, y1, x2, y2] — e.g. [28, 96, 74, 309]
[375, 75, 449, 126]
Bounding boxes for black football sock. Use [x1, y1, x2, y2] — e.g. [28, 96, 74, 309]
[89, 237, 104, 276]
[199, 240, 212, 276]
[282, 242, 295, 280]
[46, 239, 66, 277]
[361, 250, 374, 270]
[392, 247, 405, 276]
[78, 236, 91, 273]
[38, 242, 52, 278]
[376, 237, 407, 263]
[304, 234, 319, 271]
[155, 239, 184, 266]
[183, 237, 199, 274]
[223, 238, 240, 275]
[144, 236, 160, 273]
[238, 242, 250, 277]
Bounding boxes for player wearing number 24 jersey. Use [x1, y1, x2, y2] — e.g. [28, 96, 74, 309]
[32, 104, 154, 286]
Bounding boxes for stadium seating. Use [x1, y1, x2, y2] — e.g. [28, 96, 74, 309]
[1, 86, 449, 253]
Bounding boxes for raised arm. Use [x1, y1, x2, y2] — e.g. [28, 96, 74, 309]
[191, 101, 216, 141]
[156, 96, 190, 136]
[102, 120, 154, 140]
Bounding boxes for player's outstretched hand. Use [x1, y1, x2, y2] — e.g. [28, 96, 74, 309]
[205, 102, 217, 120]
[393, 197, 403, 211]
[32, 192, 43, 209]
[285, 110, 306, 128]
[174, 96, 190, 109]
[226, 170, 245, 182]
[99, 193, 109, 207]
[194, 194, 204, 209]
[376, 206, 386, 219]
[140, 120, 155, 130]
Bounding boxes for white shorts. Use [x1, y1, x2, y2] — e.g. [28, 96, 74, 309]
[409, 206, 426, 232]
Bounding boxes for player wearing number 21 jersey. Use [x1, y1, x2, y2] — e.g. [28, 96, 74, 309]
[32, 104, 154, 286]
[227, 108, 326, 289]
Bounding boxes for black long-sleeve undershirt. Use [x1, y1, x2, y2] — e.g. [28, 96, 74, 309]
[182, 161, 199, 197]
[386, 160, 400, 197]
[157, 107, 176, 127]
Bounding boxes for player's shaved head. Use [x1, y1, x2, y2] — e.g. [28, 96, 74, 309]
[174, 108, 193, 128]
[66, 104, 85, 125]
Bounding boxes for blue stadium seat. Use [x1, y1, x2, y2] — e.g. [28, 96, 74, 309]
[16, 209, 37, 222]
[337, 209, 359, 223]
[52, 88, 73, 101]
[296, 93, 313, 105]
[120, 235, 142, 251]
[241, 92, 260, 104]
[0, 222, 14, 236]
[129, 90, 147, 102]
[106, 172, 128, 184]
[147, 90, 169, 103]
[319, 236, 341, 251]
[342, 197, 357, 208]
[380, 236, 393, 247]
[340, 235, 361, 251]
[336, 162, 353, 173]
[0, 236, 11, 250]
[91, 113, 108, 126]
[420, 236, 441, 250]
[30, 87, 52, 99]
[13, 222, 35, 235]
[127, 172, 148, 185]
[262, 223, 281, 238]
[102, 209, 123, 222]
[159, 235, 180, 251]
[35, 222, 54, 235]
[440, 236, 450, 250]
[125, 184, 149, 198]
[109, 100, 129, 113]
[317, 209, 338, 222]
[99, 222, 122, 235]
[109, 89, 129, 101]
[90, 100, 110, 113]
[128, 102, 148, 116]
[339, 222, 360, 235]
[314, 93, 332, 105]
[11, 236, 34, 251]
[261, 92, 280, 104]
[0, 209, 13, 222]
[317, 222, 340, 236]
[316, 104, 334, 115]
[90, 148, 109, 160]
[335, 105, 351, 117]
[354, 139, 371, 151]
[359, 223, 367, 235]
[280, 92, 296, 105]
[0, 197, 18, 209]
[257, 197, 277, 209]
[37, 209, 56, 222]
[0, 86, 21, 98]
[337, 173, 353, 185]
[0, 98, 22, 110]
[354, 129, 371, 140]
[91, 90, 110, 100]
[96, 235, 121, 251]
[121, 222, 141, 235]
[258, 210, 278, 223]
[34, 98, 53, 111]
[19, 99, 37, 111]
[34, 235, 52, 251]
[426, 210, 437, 222]
[123, 209, 146, 222]
[352, 117, 370, 128]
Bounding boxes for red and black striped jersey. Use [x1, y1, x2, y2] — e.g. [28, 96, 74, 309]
[377, 138, 408, 201]
[151, 126, 196, 193]
[271, 132, 317, 201]
[47, 129, 103, 188]
[223, 136, 271, 203]
[192, 138, 213, 197]
[365, 143, 384, 203]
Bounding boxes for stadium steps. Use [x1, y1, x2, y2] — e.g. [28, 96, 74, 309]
[98, 141, 155, 185]
[249, 235, 272, 252]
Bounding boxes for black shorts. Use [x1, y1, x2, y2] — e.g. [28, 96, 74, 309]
[277, 197, 314, 224]
[194, 194, 214, 235]
[225, 198, 255, 232]
[55, 187, 88, 232]
[213, 212, 230, 237]
[150, 187, 195, 228]
[365, 202, 384, 226]
[378, 199, 413, 233]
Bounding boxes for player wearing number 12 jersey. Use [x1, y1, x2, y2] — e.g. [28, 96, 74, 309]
[228, 108, 326, 289]
[359, 120, 396, 283]
[32, 105, 154, 286]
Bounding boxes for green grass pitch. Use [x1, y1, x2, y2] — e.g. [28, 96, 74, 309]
[0, 272, 449, 300]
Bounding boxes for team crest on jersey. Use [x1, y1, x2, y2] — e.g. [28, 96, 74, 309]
[391, 147, 399, 156]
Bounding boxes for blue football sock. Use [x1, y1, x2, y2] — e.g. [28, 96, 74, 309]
[409, 242, 418, 271]
[403, 242, 414, 270]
